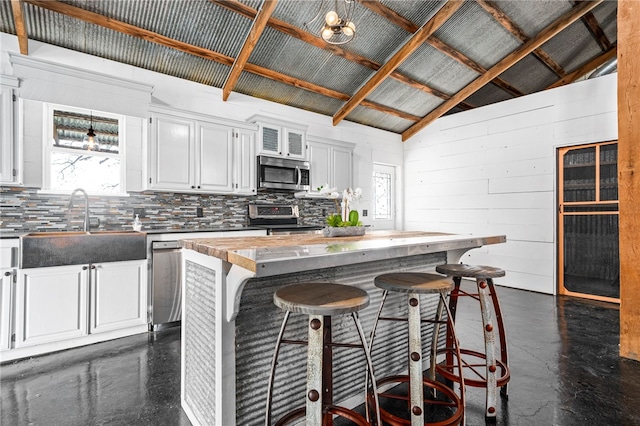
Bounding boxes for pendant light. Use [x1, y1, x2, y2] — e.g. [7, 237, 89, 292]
[85, 112, 97, 151]
[304, 0, 356, 45]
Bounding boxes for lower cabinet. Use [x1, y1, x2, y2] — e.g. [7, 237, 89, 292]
[0, 267, 13, 351]
[11, 259, 147, 353]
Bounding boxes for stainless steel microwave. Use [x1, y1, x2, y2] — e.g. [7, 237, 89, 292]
[257, 155, 310, 191]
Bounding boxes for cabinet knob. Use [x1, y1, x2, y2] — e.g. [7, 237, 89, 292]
[191, 186, 196, 189]
[83, 266, 88, 270]
[91, 265, 96, 270]
[4, 271, 10, 277]
[197, 186, 201, 189]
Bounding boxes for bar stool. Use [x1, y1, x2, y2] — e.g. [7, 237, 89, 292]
[369, 272, 465, 426]
[265, 282, 381, 426]
[434, 264, 510, 419]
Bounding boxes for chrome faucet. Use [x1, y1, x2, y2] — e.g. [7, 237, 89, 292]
[68, 188, 90, 231]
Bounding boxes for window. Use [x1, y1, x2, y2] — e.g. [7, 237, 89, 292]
[44, 104, 125, 194]
[372, 163, 396, 230]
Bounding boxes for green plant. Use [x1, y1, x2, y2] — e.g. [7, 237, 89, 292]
[326, 214, 343, 227]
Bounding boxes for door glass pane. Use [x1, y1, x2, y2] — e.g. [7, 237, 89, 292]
[600, 144, 618, 201]
[373, 171, 391, 220]
[563, 147, 596, 202]
[563, 213, 619, 299]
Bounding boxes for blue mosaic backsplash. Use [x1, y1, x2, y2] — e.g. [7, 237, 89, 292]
[0, 187, 338, 233]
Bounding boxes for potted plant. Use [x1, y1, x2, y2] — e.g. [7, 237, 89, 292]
[322, 187, 366, 237]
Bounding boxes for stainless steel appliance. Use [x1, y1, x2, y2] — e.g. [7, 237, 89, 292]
[151, 240, 182, 328]
[248, 204, 324, 235]
[257, 155, 310, 192]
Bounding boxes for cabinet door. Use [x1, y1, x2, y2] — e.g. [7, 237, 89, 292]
[90, 260, 147, 334]
[285, 128, 305, 159]
[197, 121, 234, 192]
[332, 145, 353, 191]
[15, 265, 88, 348]
[149, 113, 195, 190]
[308, 141, 331, 191]
[0, 269, 12, 351]
[234, 129, 256, 194]
[0, 85, 16, 184]
[257, 124, 282, 156]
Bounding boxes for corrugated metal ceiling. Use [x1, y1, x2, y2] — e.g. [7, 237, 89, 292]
[0, 0, 618, 139]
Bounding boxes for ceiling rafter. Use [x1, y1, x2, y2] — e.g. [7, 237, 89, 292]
[571, 0, 612, 51]
[222, 0, 278, 101]
[21, 0, 416, 123]
[359, 0, 525, 98]
[210, 0, 474, 108]
[476, 0, 567, 78]
[10, 0, 28, 54]
[546, 45, 617, 90]
[333, 0, 464, 126]
[402, 0, 603, 142]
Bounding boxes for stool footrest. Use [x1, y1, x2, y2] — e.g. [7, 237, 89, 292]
[369, 375, 464, 426]
[435, 348, 511, 388]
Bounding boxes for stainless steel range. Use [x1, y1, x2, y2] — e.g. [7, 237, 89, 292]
[248, 204, 324, 235]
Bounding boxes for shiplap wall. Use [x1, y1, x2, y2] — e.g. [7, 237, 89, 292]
[404, 74, 618, 294]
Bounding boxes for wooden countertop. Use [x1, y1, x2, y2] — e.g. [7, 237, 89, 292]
[179, 230, 506, 278]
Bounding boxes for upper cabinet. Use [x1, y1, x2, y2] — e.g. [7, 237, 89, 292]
[0, 77, 20, 185]
[149, 106, 257, 195]
[247, 114, 307, 160]
[307, 136, 355, 192]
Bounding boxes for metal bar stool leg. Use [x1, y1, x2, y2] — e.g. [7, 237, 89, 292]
[477, 278, 497, 418]
[306, 315, 324, 425]
[266, 310, 291, 426]
[488, 278, 509, 398]
[408, 292, 424, 426]
[352, 311, 382, 426]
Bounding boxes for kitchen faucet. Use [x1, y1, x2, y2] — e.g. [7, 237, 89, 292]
[68, 188, 90, 231]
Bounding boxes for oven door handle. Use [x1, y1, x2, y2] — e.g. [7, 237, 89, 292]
[295, 165, 301, 188]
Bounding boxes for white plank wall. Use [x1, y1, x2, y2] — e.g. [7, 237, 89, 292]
[404, 74, 618, 294]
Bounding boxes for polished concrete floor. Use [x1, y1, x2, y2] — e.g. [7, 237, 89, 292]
[2, 283, 640, 426]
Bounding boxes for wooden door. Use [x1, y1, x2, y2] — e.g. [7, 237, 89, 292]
[558, 142, 619, 303]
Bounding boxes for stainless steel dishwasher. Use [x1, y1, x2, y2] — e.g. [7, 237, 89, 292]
[151, 241, 182, 328]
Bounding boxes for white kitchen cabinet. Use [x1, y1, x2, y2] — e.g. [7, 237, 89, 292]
[307, 136, 355, 192]
[0, 77, 20, 185]
[248, 114, 307, 160]
[0, 268, 13, 351]
[149, 106, 257, 194]
[13, 260, 147, 350]
[90, 259, 147, 334]
[15, 264, 88, 348]
[0, 238, 17, 351]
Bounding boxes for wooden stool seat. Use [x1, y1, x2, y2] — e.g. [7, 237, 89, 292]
[374, 272, 454, 294]
[369, 272, 465, 426]
[273, 283, 369, 315]
[436, 264, 505, 279]
[435, 263, 510, 419]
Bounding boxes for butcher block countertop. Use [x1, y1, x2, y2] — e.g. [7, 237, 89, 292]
[179, 230, 506, 278]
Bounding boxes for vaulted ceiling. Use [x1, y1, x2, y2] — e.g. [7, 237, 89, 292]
[1, 0, 618, 140]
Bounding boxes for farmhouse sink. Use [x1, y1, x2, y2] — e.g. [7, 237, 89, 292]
[20, 231, 147, 268]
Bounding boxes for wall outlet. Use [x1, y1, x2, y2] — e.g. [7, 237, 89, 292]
[322, 209, 327, 216]
[196, 207, 204, 218]
[133, 208, 145, 218]
[362, 209, 368, 217]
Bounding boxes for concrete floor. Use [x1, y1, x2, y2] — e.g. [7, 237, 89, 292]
[2, 283, 640, 425]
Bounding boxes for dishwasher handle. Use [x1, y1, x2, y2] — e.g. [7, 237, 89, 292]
[152, 241, 181, 250]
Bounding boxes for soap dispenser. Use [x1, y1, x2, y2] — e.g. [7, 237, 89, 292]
[133, 214, 142, 231]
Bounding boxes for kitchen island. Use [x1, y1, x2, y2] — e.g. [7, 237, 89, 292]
[178, 230, 506, 426]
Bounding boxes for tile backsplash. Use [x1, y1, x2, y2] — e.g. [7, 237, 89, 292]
[0, 187, 337, 233]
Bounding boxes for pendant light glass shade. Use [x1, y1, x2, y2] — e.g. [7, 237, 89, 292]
[304, 0, 357, 45]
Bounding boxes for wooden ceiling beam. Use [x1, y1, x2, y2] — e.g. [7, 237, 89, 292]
[222, 0, 277, 101]
[10, 0, 29, 55]
[570, 0, 612, 51]
[359, 1, 523, 99]
[476, 0, 567, 78]
[402, 0, 603, 142]
[546, 46, 617, 90]
[210, 0, 462, 104]
[24, 0, 413, 122]
[333, 0, 464, 126]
